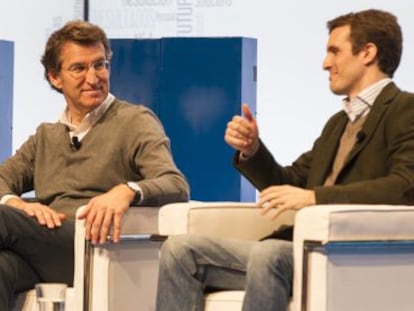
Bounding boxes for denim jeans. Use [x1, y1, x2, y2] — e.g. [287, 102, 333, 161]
[156, 234, 293, 311]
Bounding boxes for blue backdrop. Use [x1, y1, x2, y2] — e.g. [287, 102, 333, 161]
[110, 37, 257, 202]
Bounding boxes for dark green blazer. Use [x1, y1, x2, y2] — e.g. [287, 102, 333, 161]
[236, 82, 414, 206]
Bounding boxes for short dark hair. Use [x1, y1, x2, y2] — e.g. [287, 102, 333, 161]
[41, 20, 112, 92]
[327, 9, 402, 77]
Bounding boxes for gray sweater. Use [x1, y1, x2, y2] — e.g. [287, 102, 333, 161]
[0, 99, 189, 219]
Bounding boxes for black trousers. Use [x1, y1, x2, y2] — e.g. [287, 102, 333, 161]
[0, 204, 74, 310]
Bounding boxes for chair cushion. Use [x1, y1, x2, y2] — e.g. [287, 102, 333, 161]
[205, 290, 293, 311]
[205, 291, 244, 311]
[159, 201, 295, 241]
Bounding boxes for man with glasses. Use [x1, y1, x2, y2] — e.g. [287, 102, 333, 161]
[0, 20, 189, 309]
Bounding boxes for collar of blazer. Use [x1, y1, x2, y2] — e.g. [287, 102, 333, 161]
[346, 82, 399, 163]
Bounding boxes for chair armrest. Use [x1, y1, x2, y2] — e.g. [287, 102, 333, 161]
[73, 205, 161, 311]
[292, 204, 414, 311]
[73, 207, 87, 311]
[76, 205, 160, 236]
[294, 204, 414, 242]
[158, 201, 295, 241]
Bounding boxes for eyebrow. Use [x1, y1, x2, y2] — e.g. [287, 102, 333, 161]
[66, 57, 107, 68]
[327, 46, 340, 53]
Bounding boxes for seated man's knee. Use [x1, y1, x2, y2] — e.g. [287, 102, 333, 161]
[161, 235, 189, 258]
[159, 235, 210, 275]
[247, 240, 293, 273]
[159, 235, 197, 269]
[0, 252, 19, 284]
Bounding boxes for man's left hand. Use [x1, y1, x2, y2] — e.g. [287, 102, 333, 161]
[257, 185, 316, 220]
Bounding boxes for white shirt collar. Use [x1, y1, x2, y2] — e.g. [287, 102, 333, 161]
[60, 93, 115, 135]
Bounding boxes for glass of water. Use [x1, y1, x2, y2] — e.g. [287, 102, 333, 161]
[35, 283, 67, 311]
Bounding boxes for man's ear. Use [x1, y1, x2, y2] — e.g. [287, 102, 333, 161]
[362, 42, 378, 66]
[48, 71, 63, 90]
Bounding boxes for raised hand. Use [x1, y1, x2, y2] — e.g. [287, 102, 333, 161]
[224, 103, 260, 157]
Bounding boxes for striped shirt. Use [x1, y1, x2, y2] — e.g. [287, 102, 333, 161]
[343, 78, 392, 122]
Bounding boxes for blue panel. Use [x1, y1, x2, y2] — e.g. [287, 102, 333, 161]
[159, 37, 257, 201]
[110, 39, 161, 114]
[109, 37, 257, 202]
[0, 40, 14, 163]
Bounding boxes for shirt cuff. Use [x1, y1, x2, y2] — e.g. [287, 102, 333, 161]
[0, 194, 20, 205]
[126, 182, 144, 204]
[239, 152, 251, 162]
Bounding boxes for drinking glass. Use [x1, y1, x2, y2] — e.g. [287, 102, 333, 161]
[35, 283, 67, 311]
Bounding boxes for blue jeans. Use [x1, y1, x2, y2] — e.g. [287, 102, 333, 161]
[156, 235, 293, 311]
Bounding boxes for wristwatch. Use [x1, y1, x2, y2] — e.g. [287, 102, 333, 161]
[126, 181, 142, 205]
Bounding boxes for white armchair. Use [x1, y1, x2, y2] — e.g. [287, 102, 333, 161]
[293, 204, 414, 311]
[158, 202, 414, 311]
[13, 205, 162, 311]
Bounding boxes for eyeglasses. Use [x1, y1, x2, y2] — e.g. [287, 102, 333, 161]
[61, 60, 110, 79]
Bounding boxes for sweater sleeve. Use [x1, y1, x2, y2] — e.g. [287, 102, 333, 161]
[0, 132, 37, 198]
[127, 107, 190, 206]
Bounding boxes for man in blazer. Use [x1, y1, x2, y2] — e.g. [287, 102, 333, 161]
[238, 82, 414, 209]
[155, 9, 414, 311]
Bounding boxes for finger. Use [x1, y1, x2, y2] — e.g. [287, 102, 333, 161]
[256, 200, 277, 216]
[258, 191, 279, 207]
[51, 212, 62, 227]
[225, 129, 250, 146]
[23, 206, 35, 217]
[35, 209, 47, 226]
[99, 209, 113, 244]
[57, 213, 66, 220]
[270, 206, 288, 220]
[227, 121, 249, 138]
[225, 133, 251, 153]
[242, 103, 254, 122]
[91, 208, 105, 244]
[260, 186, 282, 198]
[84, 207, 96, 241]
[42, 211, 56, 229]
[112, 212, 122, 243]
[228, 125, 255, 148]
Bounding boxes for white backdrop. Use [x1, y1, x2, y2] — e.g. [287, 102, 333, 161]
[0, 0, 83, 151]
[1, 0, 413, 166]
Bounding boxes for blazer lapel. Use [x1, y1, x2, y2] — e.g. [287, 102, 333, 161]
[345, 82, 400, 166]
